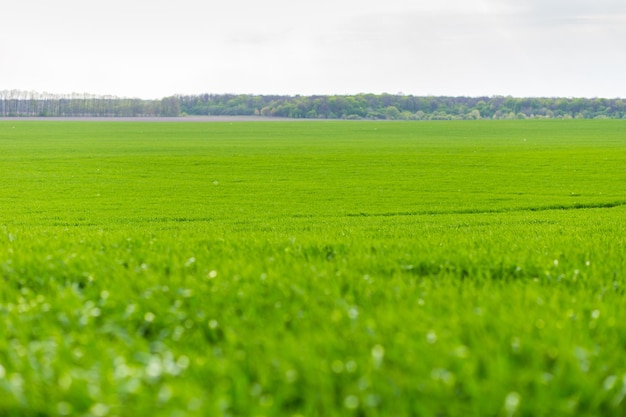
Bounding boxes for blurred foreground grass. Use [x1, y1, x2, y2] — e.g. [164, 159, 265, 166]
[1, 120, 625, 416]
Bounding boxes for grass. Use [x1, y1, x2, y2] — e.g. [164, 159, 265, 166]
[0, 119, 625, 416]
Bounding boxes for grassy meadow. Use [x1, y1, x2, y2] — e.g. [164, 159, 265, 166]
[1, 120, 625, 416]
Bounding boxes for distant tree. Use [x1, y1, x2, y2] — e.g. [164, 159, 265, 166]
[467, 109, 481, 120]
[161, 97, 180, 117]
[385, 106, 400, 120]
[415, 111, 427, 120]
[400, 111, 415, 120]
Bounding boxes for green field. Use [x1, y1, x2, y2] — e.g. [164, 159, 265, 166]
[1, 120, 625, 416]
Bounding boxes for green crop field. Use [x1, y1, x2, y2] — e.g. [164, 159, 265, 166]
[1, 120, 625, 417]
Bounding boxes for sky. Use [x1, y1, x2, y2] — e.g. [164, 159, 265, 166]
[2, 0, 625, 99]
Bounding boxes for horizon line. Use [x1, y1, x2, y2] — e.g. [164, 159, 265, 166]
[1, 89, 624, 101]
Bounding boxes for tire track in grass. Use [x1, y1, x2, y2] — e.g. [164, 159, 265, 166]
[342, 200, 626, 218]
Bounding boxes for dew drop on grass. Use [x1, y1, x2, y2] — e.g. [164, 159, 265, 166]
[574, 347, 591, 372]
[146, 357, 163, 378]
[371, 344, 385, 367]
[187, 398, 202, 411]
[158, 385, 173, 403]
[124, 378, 141, 394]
[365, 393, 381, 408]
[144, 312, 155, 322]
[285, 369, 298, 383]
[331, 309, 342, 322]
[331, 360, 344, 373]
[426, 331, 437, 344]
[57, 402, 72, 416]
[454, 345, 469, 358]
[510, 337, 521, 354]
[177, 355, 190, 370]
[260, 394, 274, 407]
[430, 368, 455, 386]
[250, 383, 262, 397]
[126, 304, 137, 315]
[72, 348, 83, 359]
[89, 403, 110, 417]
[504, 392, 521, 416]
[344, 395, 359, 410]
[358, 377, 370, 391]
[114, 363, 130, 379]
[603, 375, 617, 390]
[207, 270, 218, 279]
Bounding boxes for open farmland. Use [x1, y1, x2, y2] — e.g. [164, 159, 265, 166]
[1, 120, 625, 416]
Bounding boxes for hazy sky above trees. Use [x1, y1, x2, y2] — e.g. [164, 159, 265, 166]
[2, 0, 625, 98]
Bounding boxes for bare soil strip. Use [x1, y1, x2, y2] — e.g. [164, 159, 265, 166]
[0, 116, 296, 122]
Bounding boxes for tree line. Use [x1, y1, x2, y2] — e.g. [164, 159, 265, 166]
[2, 90, 625, 120]
[176, 93, 626, 120]
[0, 91, 180, 117]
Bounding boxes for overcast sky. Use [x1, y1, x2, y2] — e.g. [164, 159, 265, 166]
[2, 0, 625, 99]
